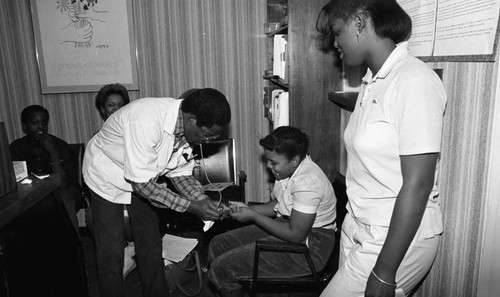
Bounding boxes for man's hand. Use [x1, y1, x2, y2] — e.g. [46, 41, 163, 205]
[186, 199, 220, 221]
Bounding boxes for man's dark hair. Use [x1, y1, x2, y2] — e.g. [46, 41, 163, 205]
[316, 0, 412, 44]
[21, 105, 49, 124]
[259, 126, 309, 161]
[180, 88, 231, 127]
[95, 83, 130, 119]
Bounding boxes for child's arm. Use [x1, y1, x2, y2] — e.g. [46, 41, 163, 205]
[231, 207, 315, 243]
[249, 200, 278, 217]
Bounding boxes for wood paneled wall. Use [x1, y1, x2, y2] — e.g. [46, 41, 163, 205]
[0, 0, 270, 202]
[288, 0, 341, 180]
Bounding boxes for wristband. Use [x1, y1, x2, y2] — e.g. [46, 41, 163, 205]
[371, 270, 397, 288]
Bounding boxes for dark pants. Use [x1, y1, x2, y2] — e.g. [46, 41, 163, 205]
[87, 188, 168, 297]
[207, 222, 335, 295]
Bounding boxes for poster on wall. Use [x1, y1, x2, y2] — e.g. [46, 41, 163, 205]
[30, 0, 139, 94]
[397, 0, 500, 62]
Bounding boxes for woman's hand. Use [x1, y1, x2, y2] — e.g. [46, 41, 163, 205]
[38, 134, 58, 153]
[365, 270, 396, 297]
[367, 153, 439, 297]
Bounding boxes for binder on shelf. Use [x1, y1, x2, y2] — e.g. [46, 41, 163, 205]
[273, 34, 287, 81]
[263, 85, 284, 121]
[271, 91, 289, 129]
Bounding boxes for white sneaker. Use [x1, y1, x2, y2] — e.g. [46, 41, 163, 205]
[123, 255, 137, 279]
[124, 243, 136, 258]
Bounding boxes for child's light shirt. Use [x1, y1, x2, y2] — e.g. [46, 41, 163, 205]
[273, 155, 336, 229]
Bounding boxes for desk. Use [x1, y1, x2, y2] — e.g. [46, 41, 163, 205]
[0, 174, 87, 297]
[0, 174, 63, 230]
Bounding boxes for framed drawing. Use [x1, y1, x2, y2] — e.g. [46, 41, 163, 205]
[30, 0, 139, 94]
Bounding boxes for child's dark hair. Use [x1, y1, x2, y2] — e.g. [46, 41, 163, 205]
[259, 126, 309, 161]
[21, 105, 49, 123]
[316, 0, 412, 44]
[181, 88, 231, 128]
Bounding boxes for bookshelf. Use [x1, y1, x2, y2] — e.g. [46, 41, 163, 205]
[263, 0, 343, 179]
[328, 92, 357, 112]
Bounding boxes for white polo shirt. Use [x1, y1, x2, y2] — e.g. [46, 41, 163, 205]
[344, 42, 446, 235]
[273, 155, 337, 229]
[83, 97, 194, 204]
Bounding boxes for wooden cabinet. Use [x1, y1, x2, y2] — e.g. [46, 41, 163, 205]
[264, 0, 343, 179]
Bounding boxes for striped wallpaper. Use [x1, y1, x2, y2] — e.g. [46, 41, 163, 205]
[1, 1, 499, 296]
[0, 0, 270, 202]
[415, 59, 499, 297]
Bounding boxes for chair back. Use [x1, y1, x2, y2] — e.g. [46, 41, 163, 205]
[0, 122, 16, 198]
[68, 143, 85, 188]
[191, 139, 236, 185]
[313, 172, 348, 289]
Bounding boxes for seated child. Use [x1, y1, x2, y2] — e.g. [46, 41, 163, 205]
[207, 126, 337, 297]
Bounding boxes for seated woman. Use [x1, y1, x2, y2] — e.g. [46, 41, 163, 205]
[95, 83, 130, 121]
[207, 126, 337, 297]
[10, 105, 78, 187]
[6, 105, 86, 297]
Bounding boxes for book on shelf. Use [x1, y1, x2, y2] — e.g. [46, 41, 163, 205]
[271, 91, 289, 129]
[273, 34, 287, 80]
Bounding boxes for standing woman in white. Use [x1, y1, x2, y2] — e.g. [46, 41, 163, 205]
[316, 1, 447, 296]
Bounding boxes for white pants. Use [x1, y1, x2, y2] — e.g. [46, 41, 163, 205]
[321, 212, 440, 297]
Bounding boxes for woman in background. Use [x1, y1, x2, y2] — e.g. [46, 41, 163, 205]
[316, 1, 447, 296]
[95, 83, 130, 121]
[92, 83, 135, 278]
[10, 105, 78, 186]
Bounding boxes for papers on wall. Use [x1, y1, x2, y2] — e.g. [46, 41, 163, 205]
[397, 0, 500, 60]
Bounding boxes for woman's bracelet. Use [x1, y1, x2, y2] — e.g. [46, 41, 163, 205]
[49, 159, 63, 165]
[371, 270, 397, 288]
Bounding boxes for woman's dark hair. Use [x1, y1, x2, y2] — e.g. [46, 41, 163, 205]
[21, 105, 49, 123]
[316, 0, 411, 44]
[180, 88, 231, 128]
[259, 126, 309, 161]
[95, 83, 130, 118]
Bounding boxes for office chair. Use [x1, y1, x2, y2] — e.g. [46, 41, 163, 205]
[238, 172, 348, 297]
